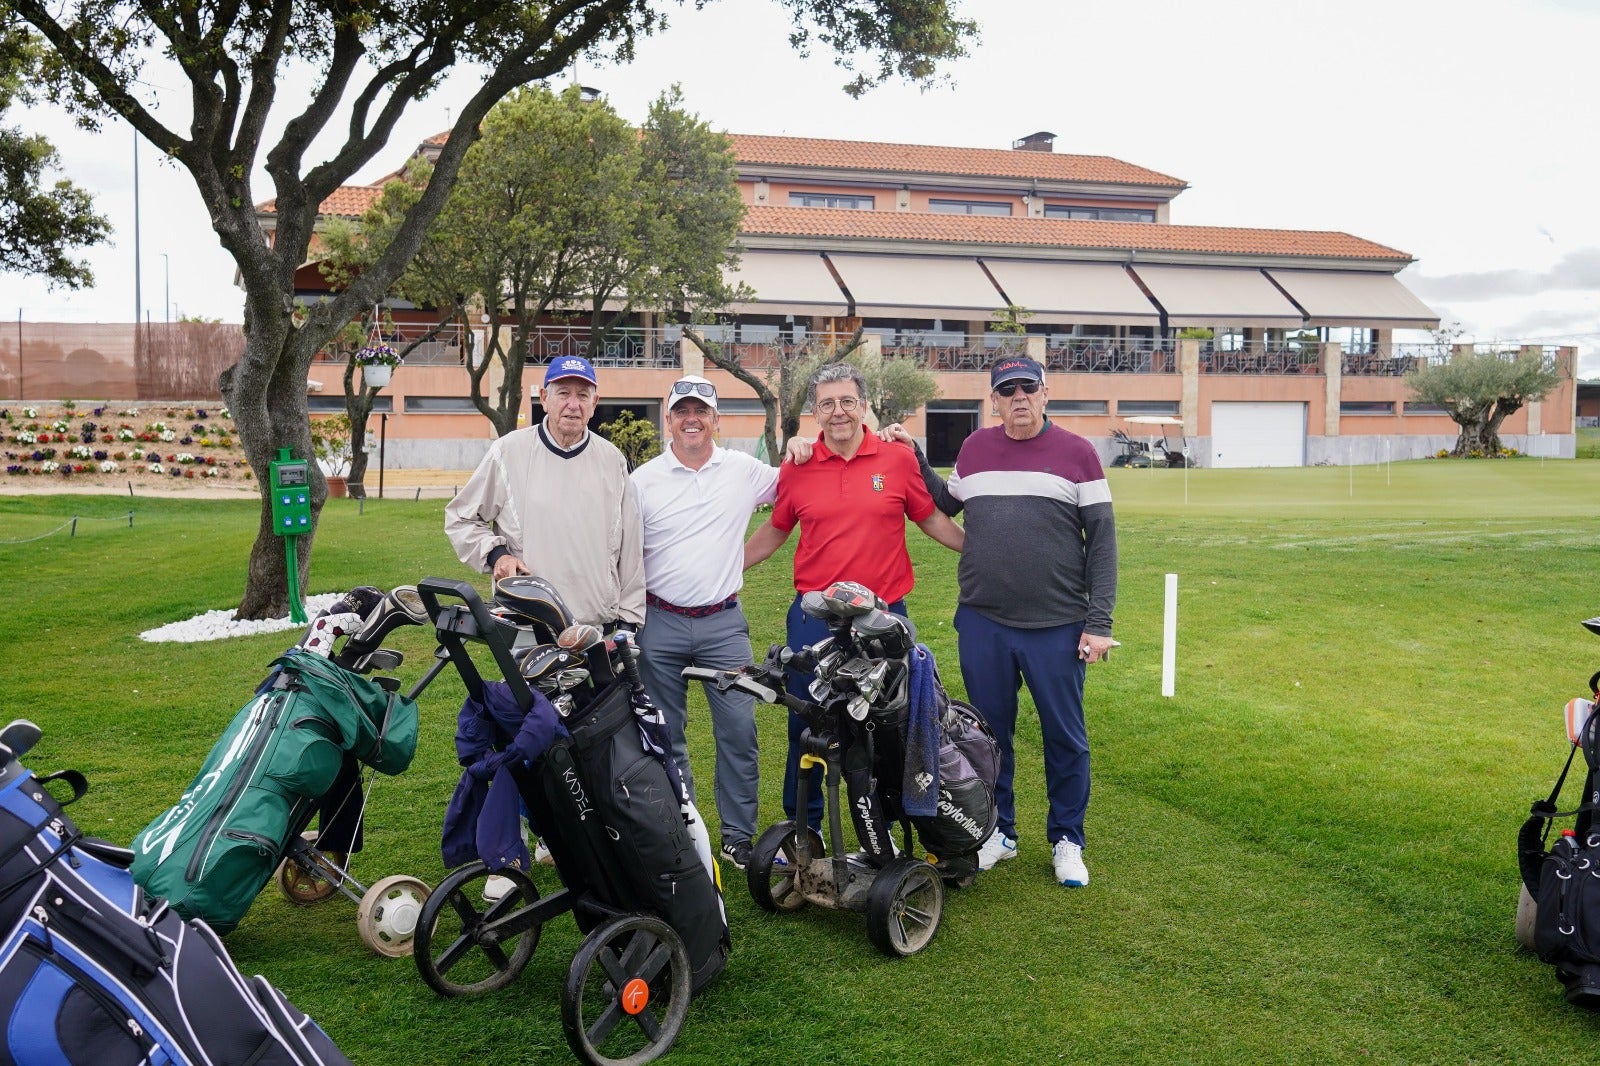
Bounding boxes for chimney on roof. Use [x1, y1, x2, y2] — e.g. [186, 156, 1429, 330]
[1012, 131, 1056, 153]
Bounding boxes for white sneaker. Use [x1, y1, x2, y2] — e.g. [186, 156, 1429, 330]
[1052, 839, 1088, 887]
[482, 874, 515, 902]
[533, 839, 554, 866]
[976, 831, 1018, 871]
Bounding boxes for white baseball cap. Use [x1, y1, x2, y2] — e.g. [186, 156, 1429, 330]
[666, 375, 718, 413]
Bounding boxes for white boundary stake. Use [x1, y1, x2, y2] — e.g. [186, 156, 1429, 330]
[1162, 572, 1178, 698]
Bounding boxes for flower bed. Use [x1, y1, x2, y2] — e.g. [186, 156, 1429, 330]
[2, 403, 255, 488]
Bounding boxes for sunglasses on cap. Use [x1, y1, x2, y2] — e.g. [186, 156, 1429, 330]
[671, 380, 716, 399]
[994, 380, 1042, 397]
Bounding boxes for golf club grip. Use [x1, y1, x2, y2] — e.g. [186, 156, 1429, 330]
[617, 632, 646, 693]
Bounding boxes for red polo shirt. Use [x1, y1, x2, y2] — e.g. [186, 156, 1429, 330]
[771, 431, 936, 604]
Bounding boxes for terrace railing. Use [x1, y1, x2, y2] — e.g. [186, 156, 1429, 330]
[1198, 342, 1322, 375]
[1044, 338, 1178, 374]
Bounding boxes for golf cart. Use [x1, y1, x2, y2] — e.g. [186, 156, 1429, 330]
[1122, 415, 1191, 468]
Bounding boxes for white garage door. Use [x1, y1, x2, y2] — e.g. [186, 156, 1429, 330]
[1210, 402, 1306, 468]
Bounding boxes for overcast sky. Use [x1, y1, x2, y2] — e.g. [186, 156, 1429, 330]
[5, 0, 1597, 373]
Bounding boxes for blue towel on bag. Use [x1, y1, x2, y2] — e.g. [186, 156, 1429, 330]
[902, 644, 941, 817]
[441, 682, 567, 870]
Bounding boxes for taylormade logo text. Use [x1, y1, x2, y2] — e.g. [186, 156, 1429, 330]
[938, 791, 984, 840]
[854, 795, 881, 852]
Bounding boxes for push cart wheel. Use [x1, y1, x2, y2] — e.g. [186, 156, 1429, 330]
[275, 831, 347, 906]
[561, 913, 690, 1066]
[865, 857, 944, 957]
[747, 821, 822, 914]
[413, 863, 540, 996]
[356, 874, 432, 957]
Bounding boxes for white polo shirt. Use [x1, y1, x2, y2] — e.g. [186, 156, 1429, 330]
[630, 443, 779, 608]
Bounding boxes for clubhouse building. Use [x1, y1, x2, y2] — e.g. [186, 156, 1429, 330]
[266, 129, 1576, 468]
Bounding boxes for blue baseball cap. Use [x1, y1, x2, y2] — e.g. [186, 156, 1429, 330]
[543, 356, 598, 388]
[989, 355, 1045, 389]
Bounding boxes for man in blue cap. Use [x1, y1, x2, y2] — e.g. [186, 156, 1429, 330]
[884, 354, 1117, 888]
[446, 355, 645, 897]
[447, 354, 644, 630]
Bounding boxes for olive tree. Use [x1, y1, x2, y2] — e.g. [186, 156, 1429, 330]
[1406, 348, 1566, 457]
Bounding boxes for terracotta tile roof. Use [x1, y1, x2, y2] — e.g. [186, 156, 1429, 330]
[729, 134, 1186, 189]
[741, 205, 1411, 262]
[257, 185, 384, 219]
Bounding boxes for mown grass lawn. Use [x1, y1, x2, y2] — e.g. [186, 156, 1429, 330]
[4, 457, 1600, 1064]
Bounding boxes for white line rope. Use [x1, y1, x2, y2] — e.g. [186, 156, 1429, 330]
[0, 511, 134, 544]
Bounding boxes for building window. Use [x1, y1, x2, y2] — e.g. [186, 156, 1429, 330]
[1044, 205, 1157, 223]
[405, 396, 480, 413]
[1403, 401, 1448, 415]
[1047, 400, 1109, 416]
[928, 199, 1013, 216]
[716, 399, 767, 415]
[789, 192, 874, 210]
[310, 396, 392, 413]
[1340, 401, 1395, 416]
[1117, 400, 1180, 417]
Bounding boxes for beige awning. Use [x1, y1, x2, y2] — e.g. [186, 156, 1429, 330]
[825, 253, 1007, 320]
[1265, 269, 1440, 330]
[1128, 265, 1305, 328]
[725, 251, 848, 317]
[980, 259, 1161, 326]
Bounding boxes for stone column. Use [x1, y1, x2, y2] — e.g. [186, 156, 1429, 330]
[1025, 336, 1046, 363]
[861, 333, 883, 430]
[1179, 339, 1199, 439]
[679, 334, 705, 376]
[1323, 341, 1342, 438]
[1523, 344, 1544, 435]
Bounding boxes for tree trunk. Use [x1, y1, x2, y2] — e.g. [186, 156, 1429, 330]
[1451, 398, 1522, 457]
[224, 324, 323, 620]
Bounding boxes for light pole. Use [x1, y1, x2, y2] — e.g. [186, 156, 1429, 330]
[161, 253, 170, 326]
[132, 133, 140, 322]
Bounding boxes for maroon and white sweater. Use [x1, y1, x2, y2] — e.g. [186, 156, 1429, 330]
[916, 422, 1117, 635]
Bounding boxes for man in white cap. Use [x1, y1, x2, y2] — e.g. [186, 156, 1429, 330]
[630, 375, 779, 870]
[446, 354, 644, 632]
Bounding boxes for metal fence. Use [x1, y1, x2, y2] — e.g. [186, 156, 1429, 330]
[1198, 342, 1321, 375]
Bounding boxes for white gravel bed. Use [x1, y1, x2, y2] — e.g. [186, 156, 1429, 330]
[140, 593, 345, 643]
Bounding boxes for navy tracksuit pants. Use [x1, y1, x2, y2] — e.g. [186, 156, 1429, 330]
[955, 603, 1089, 848]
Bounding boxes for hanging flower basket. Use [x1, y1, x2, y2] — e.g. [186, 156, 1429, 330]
[355, 342, 400, 388]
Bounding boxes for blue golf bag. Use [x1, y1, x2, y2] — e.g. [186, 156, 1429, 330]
[0, 720, 351, 1065]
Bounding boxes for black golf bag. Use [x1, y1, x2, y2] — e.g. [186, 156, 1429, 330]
[523, 679, 730, 993]
[0, 721, 351, 1064]
[840, 639, 999, 867]
[1519, 698, 1600, 1009]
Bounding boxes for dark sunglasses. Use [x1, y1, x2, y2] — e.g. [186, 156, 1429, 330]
[672, 380, 716, 399]
[994, 380, 1042, 397]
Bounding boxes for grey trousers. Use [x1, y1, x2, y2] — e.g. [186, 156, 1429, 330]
[635, 603, 760, 846]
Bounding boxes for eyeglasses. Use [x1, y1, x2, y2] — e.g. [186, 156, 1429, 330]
[672, 380, 716, 399]
[994, 380, 1042, 397]
[813, 396, 860, 414]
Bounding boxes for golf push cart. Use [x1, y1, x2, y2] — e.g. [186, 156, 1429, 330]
[685, 580, 999, 958]
[130, 583, 439, 958]
[408, 577, 727, 1066]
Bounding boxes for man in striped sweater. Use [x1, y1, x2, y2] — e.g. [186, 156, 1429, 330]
[886, 355, 1117, 887]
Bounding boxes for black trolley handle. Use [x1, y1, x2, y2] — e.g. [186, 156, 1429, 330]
[415, 577, 534, 711]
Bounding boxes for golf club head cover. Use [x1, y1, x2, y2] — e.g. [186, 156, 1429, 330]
[298, 611, 364, 658]
[328, 586, 385, 621]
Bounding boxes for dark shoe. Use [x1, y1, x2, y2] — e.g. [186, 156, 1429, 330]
[720, 840, 752, 870]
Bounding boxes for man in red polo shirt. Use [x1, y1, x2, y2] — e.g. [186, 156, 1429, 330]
[745, 362, 964, 830]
